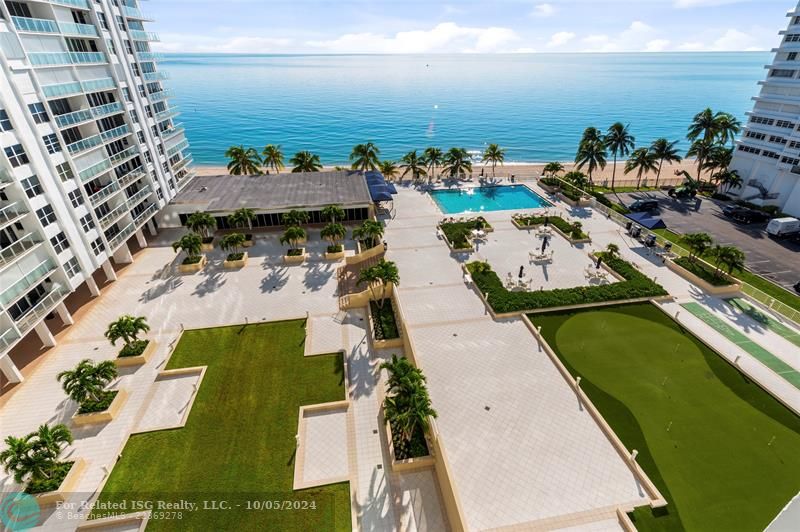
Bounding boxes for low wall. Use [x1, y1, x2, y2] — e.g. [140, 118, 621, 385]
[345, 242, 384, 265]
[35, 458, 87, 507]
[666, 259, 742, 296]
[72, 389, 128, 426]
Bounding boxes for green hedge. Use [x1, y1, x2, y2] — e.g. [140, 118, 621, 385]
[119, 339, 148, 358]
[467, 253, 668, 314]
[391, 420, 429, 460]
[25, 461, 73, 494]
[370, 300, 400, 340]
[513, 215, 587, 240]
[440, 218, 491, 249]
[674, 257, 735, 287]
[590, 191, 631, 214]
[560, 186, 583, 201]
[540, 177, 561, 187]
[226, 252, 245, 262]
[78, 390, 118, 415]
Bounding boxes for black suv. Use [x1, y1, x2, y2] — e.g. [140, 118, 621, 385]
[722, 205, 770, 224]
[629, 199, 659, 212]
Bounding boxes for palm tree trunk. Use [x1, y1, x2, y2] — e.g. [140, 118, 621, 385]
[611, 153, 617, 191]
[655, 159, 663, 189]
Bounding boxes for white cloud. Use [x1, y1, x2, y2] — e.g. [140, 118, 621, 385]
[547, 31, 576, 48]
[531, 3, 556, 18]
[306, 23, 519, 54]
[154, 34, 293, 53]
[580, 21, 655, 52]
[677, 28, 766, 51]
[644, 39, 671, 52]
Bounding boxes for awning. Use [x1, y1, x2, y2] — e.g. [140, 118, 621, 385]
[385, 182, 398, 194]
[368, 182, 393, 202]
[625, 212, 667, 230]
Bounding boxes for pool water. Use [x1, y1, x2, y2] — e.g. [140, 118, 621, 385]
[430, 185, 552, 214]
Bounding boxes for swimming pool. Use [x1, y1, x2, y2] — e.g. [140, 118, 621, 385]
[429, 185, 552, 214]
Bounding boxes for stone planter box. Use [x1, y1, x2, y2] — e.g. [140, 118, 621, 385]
[200, 241, 214, 252]
[243, 237, 254, 248]
[511, 218, 591, 245]
[224, 252, 248, 269]
[367, 302, 404, 349]
[384, 418, 435, 473]
[325, 249, 346, 261]
[284, 248, 306, 264]
[666, 259, 742, 296]
[178, 255, 206, 274]
[443, 235, 474, 254]
[115, 339, 156, 368]
[72, 389, 128, 426]
[538, 183, 561, 194]
[557, 192, 593, 208]
[33, 458, 87, 507]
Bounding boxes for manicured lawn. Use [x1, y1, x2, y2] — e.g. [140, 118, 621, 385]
[93, 320, 350, 531]
[532, 303, 800, 532]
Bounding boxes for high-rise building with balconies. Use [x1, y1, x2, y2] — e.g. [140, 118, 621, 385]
[731, 1, 800, 216]
[0, 0, 193, 387]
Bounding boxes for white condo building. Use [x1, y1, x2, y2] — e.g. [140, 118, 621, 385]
[0, 0, 193, 388]
[731, 1, 800, 217]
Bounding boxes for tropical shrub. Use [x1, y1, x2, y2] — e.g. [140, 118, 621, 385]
[185, 212, 216, 242]
[370, 300, 400, 340]
[220, 233, 247, 262]
[512, 214, 588, 240]
[172, 233, 203, 264]
[228, 207, 256, 237]
[439, 217, 491, 249]
[673, 257, 735, 286]
[380, 355, 436, 460]
[353, 220, 384, 249]
[282, 209, 310, 227]
[280, 226, 306, 253]
[0, 424, 74, 494]
[105, 315, 150, 357]
[357, 259, 399, 308]
[321, 222, 346, 253]
[57, 359, 118, 414]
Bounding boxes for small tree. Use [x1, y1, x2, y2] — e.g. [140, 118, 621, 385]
[543, 161, 564, 178]
[1, 424, 73, 484]
[709, 245, 745, 277]
[321, 204, 345, 224]
[352, 220, 384, 249]
[280, 226, 306, 252]
[185, 212, 216, 240]
[357, 259, 399, 308]
[605, 243, 620, 259]
[172, 233, 203, 262]
[321, 223, 346, 252]
[282, 209, 309, 227]
[228, 208, 256, 232]
[220, 233, 246, 260]
[564, 171, 589, 190]
[105, 315, 150, 349]
[682, 232, 713, 263]
[57, 359, 118, 405]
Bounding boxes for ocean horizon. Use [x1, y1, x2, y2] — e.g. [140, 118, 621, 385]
[163, 52, 770, 166]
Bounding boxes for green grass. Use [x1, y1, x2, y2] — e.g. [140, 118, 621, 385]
[595, 185, 660, 193]
[673, 257, 735, 287]
[531, 303, 800, 532]
[93, 320, 350, 531]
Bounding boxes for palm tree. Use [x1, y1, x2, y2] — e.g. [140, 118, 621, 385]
[687, 108, 718, 143]
[280, 226, 306, 252]
[321, 204, 345, 224]
[543, 161, 564, 178]
[444, 147, 473, 179]
[105, 315, 150, 348]
[290, 151, 322, 173]
[624, 147, 658, 189]
[714, 112, 741, 147]
[682, 232, 713, 263]
[1, 425, 73, 483]
[380, 354, 424, 393]
[574, 140, 607, 185]
[185, 212, 216, 239]
[400, 151, 427, 182]
[350, 142, 380, 171]
[481, 144, 505, 177]
[716, 169, 743, 192]
[579, 127, 603, 148]
[321, 222, 346, 252]
[1, 434, 36, 483]
[261, 144, 284, 174]
[224, 145, 261, 175]
[357, 259, 398, 308]
[706, 145, 733, 183]
[423, 147, 444, 181]
[605, 243, 620, 259]
[172, 233, 203, 262]
[605, 123, 635, 191]
[282, 209, 309, 227]
[220, 233, 246, 259]
[563, 171, 589, 190]
[57, 359, 118, 405]
[228, 207, 256, 234]
[709, 245, 745, 277]
[352, 220, 384, 249]
[34, 424, 73, 463]
[378, 160, 399, 182]
[650, 138, 683, 189]
[686, 139, 714, 182]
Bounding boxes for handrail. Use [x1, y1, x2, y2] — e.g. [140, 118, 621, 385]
[15, 284, 68, 334]
[0, 232, 42, 268]
[0, 258, 57, 305]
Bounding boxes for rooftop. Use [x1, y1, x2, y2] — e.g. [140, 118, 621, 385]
[170, 171, 372, 212]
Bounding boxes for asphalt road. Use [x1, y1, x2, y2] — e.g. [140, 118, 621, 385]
[618, 191, 800, 290]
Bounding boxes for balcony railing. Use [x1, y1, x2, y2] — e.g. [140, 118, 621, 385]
[0, 202, 28, 227]
[142, 71, 168, 82]
[0, 328, 21, 352]
[136, 51, 162, 61]
[79, 159, 112, 182]
[41, 77, 115, 98]
[118, 167, 145, 187]
[29, 51, 106, 66]
[108, 202, 156, 250]
[134, 203, 157, 227]
[100, 124, 130, 142]
[167, 139, 189, 157]
[67, 134, 102, 155]
[148, 89, 172, 102]
[0, 168, 13, 187]
[129, 29, 159, 42]
[15, 284, 68, 335]
[0, 232, 43, 269]
[109, 146, 139, 166]
[161, 124, 185, 141]
[154, 108, 179, 122]
[12, 16, 58, 33]
[171, 155, 193, 172]
[91, 101, 124, 119]
[89, 181, 120, 205]
[54, 108, 93, 128]
[58, 21, 97, 36]
[43, 0, 89, 8]
[0, 258, 57, 306]
[98, 201, 130, 229]
[122, 5, 150, 19]
[126, 185, 151, 208]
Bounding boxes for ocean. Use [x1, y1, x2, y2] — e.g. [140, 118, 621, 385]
[162, 53, 770, 166]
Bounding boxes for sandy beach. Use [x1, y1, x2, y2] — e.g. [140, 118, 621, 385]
[194, 160, 699, 188]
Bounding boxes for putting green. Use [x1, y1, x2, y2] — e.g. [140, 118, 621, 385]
[727, 297, 800, 349]
[532, 303, 800, 532]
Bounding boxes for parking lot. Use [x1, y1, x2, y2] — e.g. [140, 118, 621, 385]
[619, 192, 799, 290]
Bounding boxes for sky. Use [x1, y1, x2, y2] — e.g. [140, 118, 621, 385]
[148, 0, 794, 54]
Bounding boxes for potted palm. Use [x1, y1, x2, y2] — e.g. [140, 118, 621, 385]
[172, 232, 205, 273]
[106, 315, 154, 367]
[58, 359, 126, 425]
[282, 210, 309, 244]
[1, 424, 86, 503]
[281, 226, 307, 264]
[228, 208, 256, 247]
[221, 233, 248, 268]
[321, 222, 346, 260]
[185, 212, 217, 251]
[352, 220, 384, 254]
[358, 260, 402, 347]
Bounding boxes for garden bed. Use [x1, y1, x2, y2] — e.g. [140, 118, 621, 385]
[116, 339, 156, 368]
[669, 257, 741, 295]
[26, 461, 74, 495]
[224, 252, 248, 268]
[439, 217, 492, 251]
[538, 178, 561, 193]
[388, 419, 431, 462]
[178, 255, 206, 273]
[467, 253, 668, 315]
[243, 234, 254, 247]
[200, 237, 214, 252]
[72, 389, 127, 426]
[78, 390, 118, 415]
[511, 214, 590, 243]
[370, 300, 400, 342]
[284, 248, 306, 264]
[325, 245, 345, 261]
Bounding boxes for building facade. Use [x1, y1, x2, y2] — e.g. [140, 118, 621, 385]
[731, 1, 800, 217]
[0, 0, 193, 386]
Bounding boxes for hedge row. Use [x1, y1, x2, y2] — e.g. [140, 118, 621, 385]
[467, 252, 668, 314]
[674, 257, 734, 287]
[513, 214, 587, 240]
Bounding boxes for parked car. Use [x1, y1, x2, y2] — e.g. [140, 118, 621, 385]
[722, 205, 771, 224]
[794, 281, 800, 294]
[668, 186, 697, 199]
[767, 217, 800, 238]
[629, 199, 659, 212]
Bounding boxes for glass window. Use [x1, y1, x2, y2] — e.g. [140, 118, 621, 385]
[63, 257, 81, 278]
[36, 205, 57, 226]
[0, 110, 13, 131]
[42, 133, 62, 154]
[80, 213, 95, 232]
[50, 232, 70, 254]
[91, 237, 105, 255]
[4, 144, 29, 167]
[68, 189, 84, 208]
[28, 102, 49, 123]
[57, 162, 75, 182]
[20, 175, 42, 198]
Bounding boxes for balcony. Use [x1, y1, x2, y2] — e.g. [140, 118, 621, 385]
[0, 202, 28, 228]
[0, 258, 57, 306]
[41, 0, 89, 8]
[142, 71, 168, 82]
[12, 16, 58, 33]
[129, 30, 160, 42]
[67, 134, 103, 155]
[98, 201, 130, 229]
[0, 168, 13, 190]
[0, 328, 21, 353]
[154, 107, 179, 122]
[29, 51, 107, 67]
[118, 167, 145, 188]
[91, 101, 124, 119]
[108, 203, 156, 250]
[15, 284, 68, 335]
[171, 154, 193, 173]
[54, 108, 93, 128]
[134, 203, 157, 227]
[167, 139, 190, 157]
[58, 21, 97, 37]
[122, 5, 151, 20]
[89, 181, 121, 205]
[0, 232, 43, 269]
[136, 51, 162, 62]
[148, 89, 172, 102]
[161, 124, 185, 141]
[109, 146, 139, 166]
[126, 185, 151, 208]
[100, 124, 130, 142]
[79, 159, 112, 182]
[41, 77, 115, 99]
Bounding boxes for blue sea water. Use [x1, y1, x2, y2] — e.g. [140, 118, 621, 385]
[162, 53, 770, 166]
[430, 185, 552, 214]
